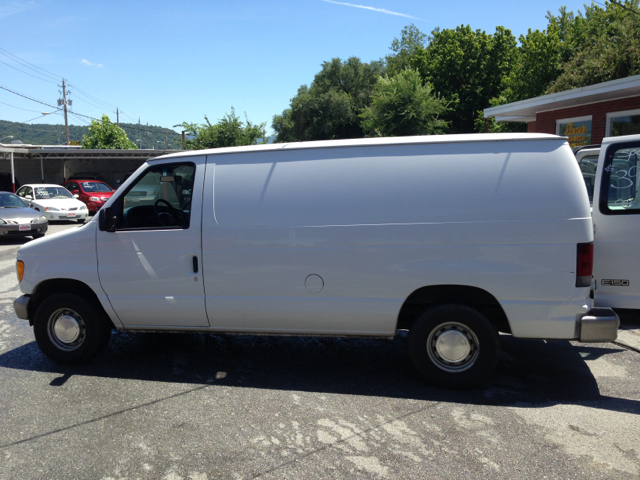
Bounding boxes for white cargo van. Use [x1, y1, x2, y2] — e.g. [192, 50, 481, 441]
[13, 133, 618, 388]
[590, 134, 640, 312]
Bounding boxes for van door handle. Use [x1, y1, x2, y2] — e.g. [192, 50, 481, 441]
[192, 256, 199, 273]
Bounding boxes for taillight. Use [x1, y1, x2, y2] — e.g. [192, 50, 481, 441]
[576, 242, 593, 287]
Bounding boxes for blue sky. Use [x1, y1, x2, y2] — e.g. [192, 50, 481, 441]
[1, 0, 594, 135]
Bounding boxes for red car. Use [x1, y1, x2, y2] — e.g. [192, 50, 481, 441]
[63, 180, 114, 213]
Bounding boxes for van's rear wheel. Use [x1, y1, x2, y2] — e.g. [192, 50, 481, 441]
[33, 293, 111, 364]
[408, 304, 500, 388]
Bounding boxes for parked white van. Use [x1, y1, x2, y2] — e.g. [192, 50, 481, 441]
[13, 133, 619, 388]
[590, 134, 640, 312]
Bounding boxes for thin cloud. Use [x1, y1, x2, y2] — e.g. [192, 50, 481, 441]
[321, 0, 421, 20]
[0, 1, 36, 19]
[82, 59, 103, 68]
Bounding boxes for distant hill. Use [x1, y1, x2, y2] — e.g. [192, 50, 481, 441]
[0, 120, 182, 149]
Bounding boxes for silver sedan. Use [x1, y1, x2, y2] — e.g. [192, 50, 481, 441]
[0, 191, 48, 239]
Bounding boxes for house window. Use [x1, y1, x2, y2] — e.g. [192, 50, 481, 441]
[606, 109, 640, 137]
[556, 116, 592, 149]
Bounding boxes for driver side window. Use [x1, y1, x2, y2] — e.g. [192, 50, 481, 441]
[119, 162, 195, 230]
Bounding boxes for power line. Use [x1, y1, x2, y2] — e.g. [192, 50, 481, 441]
[21, 112, 63, 123]
[67, 81, 119, 110]
[69, 112, 91, 125]
[0, 83, 98, 121]
[609, 0, 640, 16]
[120, 111, 139, 123]
[0, 47, 140, 122]
[0, 59, 58, 85]
[0, 47, 61, 81]
[71, 95, 116, 114]
[0, 84, 58, 110]
[0, 100, 44, 113]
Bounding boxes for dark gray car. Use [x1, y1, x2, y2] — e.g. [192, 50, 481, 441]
[0, 192, 48, 239]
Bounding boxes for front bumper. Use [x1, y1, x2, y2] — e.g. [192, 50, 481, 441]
[0, 223, 48, 237]
[578, 307, 619, 343]
[14, 294, 30, 320]
[45, 211, 88, 221]
[87, 201, 103, 212]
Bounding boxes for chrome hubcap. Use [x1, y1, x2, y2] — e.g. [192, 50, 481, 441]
[427, 322, 479, 372]
[435, 330, 471, 362]
[48, 308, 86, 351]
[54, 315, 80, 343]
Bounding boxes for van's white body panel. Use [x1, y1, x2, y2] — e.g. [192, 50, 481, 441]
[17, 133, 597, 340]
[591, 133, 640, 310]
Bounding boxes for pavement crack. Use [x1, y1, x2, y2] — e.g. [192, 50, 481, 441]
[251, 401, 443, 479]
[0, 383, 212, 449]
[612, 341, 640, 354]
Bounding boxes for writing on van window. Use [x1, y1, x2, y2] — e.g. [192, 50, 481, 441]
[605, 146, 640, 212]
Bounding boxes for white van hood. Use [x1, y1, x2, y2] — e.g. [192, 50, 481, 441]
[17, 221, 100, 295]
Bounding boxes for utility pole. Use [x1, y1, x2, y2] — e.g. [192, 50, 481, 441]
[116, 108, 119, 127]
[165, 132, 168, 150]
[146, 122, 149, 149]
[138, 117, 141, 148]
[59, 79, 70, 145]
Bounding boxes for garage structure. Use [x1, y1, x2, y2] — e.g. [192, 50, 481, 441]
[484, 74, 640, 149]
[0, 144, 179, 192]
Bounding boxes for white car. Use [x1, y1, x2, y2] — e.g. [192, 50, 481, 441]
[16, 184, 88, 223]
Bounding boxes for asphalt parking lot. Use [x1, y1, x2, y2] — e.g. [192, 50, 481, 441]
[0, 221, 639, 479]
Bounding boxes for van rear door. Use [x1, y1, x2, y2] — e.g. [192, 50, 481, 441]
[593, 138, 640, 309]
[96, 157, 209, 327]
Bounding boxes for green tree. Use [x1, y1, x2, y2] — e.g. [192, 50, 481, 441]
[412, 25, 517, 134]
[360, 69, 449, 137]
[385, 24, 428, 76]
[272, 86, 356, 142]
[548, 1, 640, 92]
[272, 57, 384, 142]
[477, 27, 562, 133]
[175, 108, 266, 150]
[81, 114, 138, 149]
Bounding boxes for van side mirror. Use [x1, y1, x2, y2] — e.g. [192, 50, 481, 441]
[25, 195, 32, 200]
[99, 207, 117, 232]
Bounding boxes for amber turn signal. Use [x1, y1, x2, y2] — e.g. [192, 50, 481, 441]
[16, 260, 24, 282]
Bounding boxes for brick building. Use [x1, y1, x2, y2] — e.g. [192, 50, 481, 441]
[484, 75, 640, 149]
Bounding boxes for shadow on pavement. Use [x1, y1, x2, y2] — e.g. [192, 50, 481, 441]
[0, 236, 34, 246]
[0, 331, 638, 415]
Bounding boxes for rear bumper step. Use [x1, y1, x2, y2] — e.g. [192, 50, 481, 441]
[579, 307, 619, 343]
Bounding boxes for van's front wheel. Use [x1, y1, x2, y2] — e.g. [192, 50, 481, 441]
[33, 293, 111, 364]
[409, 304, 500, 388]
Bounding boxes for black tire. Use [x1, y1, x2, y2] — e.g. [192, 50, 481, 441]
[33, 293, 111, 364]
[76, 219, 85, 224]
[408, 304, 500, 389]
[31, 233, 45, 239]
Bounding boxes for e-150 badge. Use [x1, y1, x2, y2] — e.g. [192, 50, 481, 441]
[602, 279, 630, 286]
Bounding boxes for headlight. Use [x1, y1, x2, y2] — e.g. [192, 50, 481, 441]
[45, 207, 60, 211]
[89, 197, 100, 201]
[31, 216, 46, 223]
[79, 204, 87, 210]
[17, 260, 24, 282]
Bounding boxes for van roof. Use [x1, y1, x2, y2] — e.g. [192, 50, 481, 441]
[150, 133, 566, 162]
[602, 133, 640, 145]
